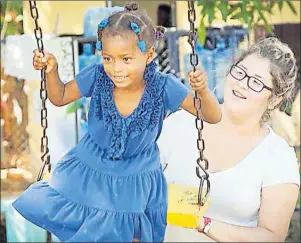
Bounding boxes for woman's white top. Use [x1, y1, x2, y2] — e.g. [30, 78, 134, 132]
[158, 110, 300, 227]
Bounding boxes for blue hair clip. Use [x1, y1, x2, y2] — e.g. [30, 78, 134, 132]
[130, 21, 147, 53]
[130, 22, 140, 34]
[96, 40, 102, 51]
[138, 40, 147, 52]
[96, 18, 109, 51]
[98, 18, 109, 29]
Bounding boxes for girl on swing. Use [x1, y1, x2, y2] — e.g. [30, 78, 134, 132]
[13, 2, 221, 242]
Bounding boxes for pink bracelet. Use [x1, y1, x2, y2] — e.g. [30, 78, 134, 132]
[200, 217, 212, 233]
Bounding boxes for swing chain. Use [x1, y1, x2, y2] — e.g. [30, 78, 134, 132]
[187, 0, 210, 206]
[29, 1, 51, 181]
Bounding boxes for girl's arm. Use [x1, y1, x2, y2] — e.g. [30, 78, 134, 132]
[34, 50, 82, 106]
[46, 66, 81, 106]
[198, 183, 299, 242]
[180, 70, 221, 123]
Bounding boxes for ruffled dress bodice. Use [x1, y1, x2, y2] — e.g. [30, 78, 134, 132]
[88, 61, 165, 161]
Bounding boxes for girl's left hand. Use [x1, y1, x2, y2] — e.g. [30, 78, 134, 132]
[187, 70, 208, 95]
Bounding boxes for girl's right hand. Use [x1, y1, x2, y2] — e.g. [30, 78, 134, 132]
[33, 49, 58, 73]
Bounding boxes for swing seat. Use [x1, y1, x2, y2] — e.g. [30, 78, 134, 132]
[167, 183, 209, 229]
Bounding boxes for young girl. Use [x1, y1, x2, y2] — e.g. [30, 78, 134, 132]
[13, 2, 221, 242]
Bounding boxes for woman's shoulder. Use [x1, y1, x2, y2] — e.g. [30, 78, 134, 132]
[265, 125, 296, 154]
[247, 124, 299, 173]
[260, 125, 300, 187]
[255, 125, 298, 165]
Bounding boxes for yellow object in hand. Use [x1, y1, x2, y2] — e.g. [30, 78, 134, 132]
[167, 183, 209, 229]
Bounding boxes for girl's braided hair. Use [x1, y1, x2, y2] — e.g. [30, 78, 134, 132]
[97, 2, 165, 51]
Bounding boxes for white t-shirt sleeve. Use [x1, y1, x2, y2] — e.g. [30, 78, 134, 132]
[262, 134, 300, 188]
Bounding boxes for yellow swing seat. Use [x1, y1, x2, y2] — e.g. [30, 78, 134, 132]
[167, 183, 209, 229]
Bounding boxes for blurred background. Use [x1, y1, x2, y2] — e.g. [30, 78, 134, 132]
[0, 0, 300, 242]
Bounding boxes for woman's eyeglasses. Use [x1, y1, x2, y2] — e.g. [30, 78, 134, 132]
[229, 65, 273, 93]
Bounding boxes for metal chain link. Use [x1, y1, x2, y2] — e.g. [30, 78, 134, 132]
[187, 0, 210, 206]
[29, 1, 51, 181]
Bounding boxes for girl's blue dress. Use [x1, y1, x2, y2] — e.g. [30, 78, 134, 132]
[12, 62, 189, 242]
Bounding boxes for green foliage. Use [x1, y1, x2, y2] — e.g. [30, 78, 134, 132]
[1, 0, 24, 37]
[1, 0, 23, 14]
[197, 0, 297, 45]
